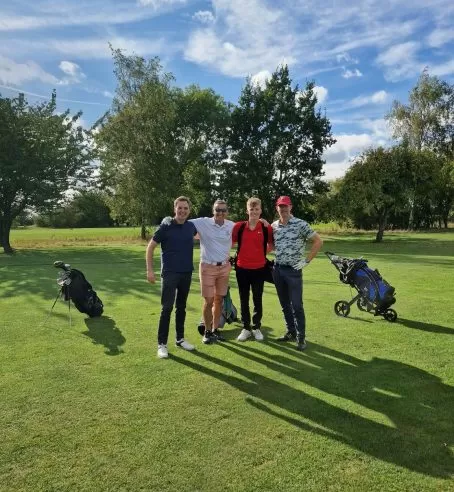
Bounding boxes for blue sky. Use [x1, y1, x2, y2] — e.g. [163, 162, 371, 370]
[1, 0, 453, 179]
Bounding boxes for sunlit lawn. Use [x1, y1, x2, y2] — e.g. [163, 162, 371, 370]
[1, 229, 453, 491]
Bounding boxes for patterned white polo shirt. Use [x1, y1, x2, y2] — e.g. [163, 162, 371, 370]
[271, 216, 316, 268]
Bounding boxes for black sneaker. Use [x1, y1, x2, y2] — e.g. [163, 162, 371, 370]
[296, 339, 307, 351]
[202, 330, 214, 344]
[213, 329, 226, 342]
[277, 332, 297, 342]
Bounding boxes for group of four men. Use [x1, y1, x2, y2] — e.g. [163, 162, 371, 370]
[146, 196, 323, 358]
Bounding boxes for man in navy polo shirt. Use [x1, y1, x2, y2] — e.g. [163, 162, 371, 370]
[146, 196, 197, 359]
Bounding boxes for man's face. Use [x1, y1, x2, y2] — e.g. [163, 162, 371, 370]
[213, 203, 228, 219]
[277, 204, 292, 219]
[247, 204, 262, 219]
[174, 201, 190, 221]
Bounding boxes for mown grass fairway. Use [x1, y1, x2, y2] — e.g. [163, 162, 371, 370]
[1, 229, 453, 491]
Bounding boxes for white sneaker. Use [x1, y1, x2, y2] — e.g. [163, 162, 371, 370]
[237, 329, 252, 341]
[176, 339, 195, 351]
[252, 328, 264, 341]
[157, 344, 168, 358]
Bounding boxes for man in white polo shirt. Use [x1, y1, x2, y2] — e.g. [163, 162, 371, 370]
[190, 199, 235, 344]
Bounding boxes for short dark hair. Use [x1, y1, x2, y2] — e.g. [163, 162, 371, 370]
[174, 196, 191, 208]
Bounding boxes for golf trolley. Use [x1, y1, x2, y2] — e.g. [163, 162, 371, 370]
[325, 252, 397, 322]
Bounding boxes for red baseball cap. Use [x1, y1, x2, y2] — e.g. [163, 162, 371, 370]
[276, 196, 292, 206]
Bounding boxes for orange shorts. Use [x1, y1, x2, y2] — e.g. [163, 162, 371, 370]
[199, 262, 231, 298]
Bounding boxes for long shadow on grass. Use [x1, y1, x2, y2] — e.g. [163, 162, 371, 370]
[397, 318, 454, 335]
[172, 344, 453, 478]
[0, 248, 198, 310]
[83, 316, 125, 355]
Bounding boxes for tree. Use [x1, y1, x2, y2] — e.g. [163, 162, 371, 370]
[96, 49, 178, 238]
[0, 92, 93, 253]
[37, 190, 113, 228]
[338, 147, 412, 242]
[386, 70, 454, 228]
[174, 85, 231, 215]
[96, 51, 230, 236]
[218, 65, 335, 219]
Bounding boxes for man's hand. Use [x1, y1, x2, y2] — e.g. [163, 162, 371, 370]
[161, 216, 172, 226]
[259, 218, 270, 227]
[295, 259, 310, 270]
[147, 270, 156, 283]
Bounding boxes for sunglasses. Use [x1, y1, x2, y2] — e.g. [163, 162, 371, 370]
[215, 208, 228, 213]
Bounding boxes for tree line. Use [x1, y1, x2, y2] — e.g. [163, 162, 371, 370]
[1, 50, 453, 253]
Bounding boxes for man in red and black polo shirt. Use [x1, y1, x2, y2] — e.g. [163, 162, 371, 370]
[232, 197, 273, 341]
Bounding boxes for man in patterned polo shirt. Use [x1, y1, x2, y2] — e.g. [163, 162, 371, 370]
[271, 195, 323, 350]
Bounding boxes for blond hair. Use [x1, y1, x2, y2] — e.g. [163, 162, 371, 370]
[246, 197, 261, 208]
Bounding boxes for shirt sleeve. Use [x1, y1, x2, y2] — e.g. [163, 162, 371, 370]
[152, 224, 167, 243]
[300, 221, 315, 240]
[189, 217, 205, 233]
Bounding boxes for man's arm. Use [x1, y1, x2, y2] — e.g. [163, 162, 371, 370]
[266, 224, 274, 253]
[306, 232, 323, 263]
[146, 239, 159, 283]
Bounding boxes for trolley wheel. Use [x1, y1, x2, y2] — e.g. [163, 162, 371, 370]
[334, 301, 351, 317]
[384, 309, 397, 322]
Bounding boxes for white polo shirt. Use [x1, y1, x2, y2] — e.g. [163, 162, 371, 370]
[190, 217, 235, 264]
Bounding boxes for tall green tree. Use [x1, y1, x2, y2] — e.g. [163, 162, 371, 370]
[96, 51, 230, 234]
[386, 70, 454, 228]
[0, 92, 93, 253]
[218, 65, 335, 219]
[174, 85, 231, 215]
[96, 49, 178, 238]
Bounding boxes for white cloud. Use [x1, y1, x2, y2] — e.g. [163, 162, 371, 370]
[350, 90, 389, 108]
[426, 28, 454, 47]
[58, 61, 86, 84]
[0, 0, 188, 31]
[138, 0, 186, 7]
[313, 85, 328, 103]
[0, 55, 58, 85]
[359, 118, 392, 140]
[376, 41, 424, 81]
[193, 10, 215, 24]
[336, 52, 358, 64]
[184, 0, 297, 77]
[1, 37, 167, 60]
[250, 70, 271, 88]
[428, 59, 454, 77]
[342, 68, 363, 79]
[323, 133, 375, 179]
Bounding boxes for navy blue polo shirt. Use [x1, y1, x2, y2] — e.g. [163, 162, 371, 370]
[152, 220, 197, 274]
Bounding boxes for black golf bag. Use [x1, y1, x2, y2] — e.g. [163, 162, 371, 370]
[325, 252, 397, 322]
[54, 261, 104, 317]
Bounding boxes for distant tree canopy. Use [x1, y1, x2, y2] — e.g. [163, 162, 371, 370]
[0, 91, 94, 253]
[36, 190, 113, 228]
[320, 146, 454, 240]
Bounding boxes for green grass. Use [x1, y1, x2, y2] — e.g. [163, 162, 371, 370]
[1, 230, 453, 491]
